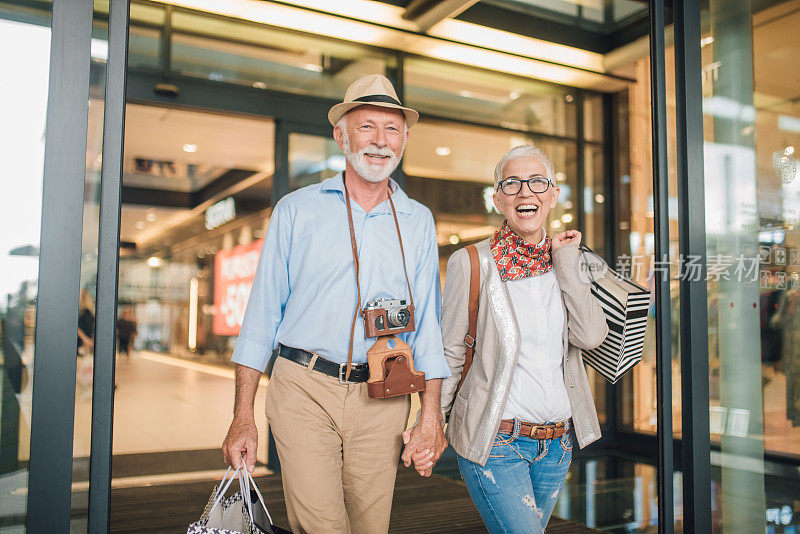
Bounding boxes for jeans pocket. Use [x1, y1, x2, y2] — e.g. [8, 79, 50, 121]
[560, 431, 573, 452]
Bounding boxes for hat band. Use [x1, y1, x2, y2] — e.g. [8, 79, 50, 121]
[352, 94, 402, 106]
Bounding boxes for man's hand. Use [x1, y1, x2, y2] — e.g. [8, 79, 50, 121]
[223, 364, 263, 472]
[401, 418, 447, 477]
[552, 230, 581, 250]
[223, 416, 259, 472]
[400, 378, 446, 477]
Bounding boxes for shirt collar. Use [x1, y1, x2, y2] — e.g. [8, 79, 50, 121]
[321, 172, 412, 214]
[538, 228, 547, 246]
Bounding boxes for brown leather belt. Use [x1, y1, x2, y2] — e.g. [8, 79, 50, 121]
[498, 419, 568, 440]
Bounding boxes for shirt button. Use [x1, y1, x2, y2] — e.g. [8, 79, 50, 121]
[570, 383, 575, 388]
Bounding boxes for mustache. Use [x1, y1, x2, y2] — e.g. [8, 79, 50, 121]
[357, 144, 396, 158]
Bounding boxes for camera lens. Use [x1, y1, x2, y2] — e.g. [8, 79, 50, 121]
[387, 307, 411, 328]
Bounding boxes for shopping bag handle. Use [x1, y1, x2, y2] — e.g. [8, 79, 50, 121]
[207, 466, 242, 517]
[244, 467, 274, 527]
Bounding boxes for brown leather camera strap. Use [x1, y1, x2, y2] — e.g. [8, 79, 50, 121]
[456, 244, 479, 395]
[343, 177, 413, 380]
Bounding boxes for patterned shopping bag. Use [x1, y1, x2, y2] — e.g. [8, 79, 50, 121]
[187, 467, 290, 534]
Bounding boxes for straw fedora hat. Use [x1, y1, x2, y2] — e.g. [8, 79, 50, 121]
[328, 74, 419, 128]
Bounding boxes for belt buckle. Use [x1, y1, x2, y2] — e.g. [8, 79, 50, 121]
[338, 363, 349, 384]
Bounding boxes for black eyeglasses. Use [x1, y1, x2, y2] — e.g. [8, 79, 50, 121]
[497, 176, 552, 195]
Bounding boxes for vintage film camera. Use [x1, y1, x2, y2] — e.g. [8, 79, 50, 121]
[362, 298, 416, 338]
[361, 298, 425, 399]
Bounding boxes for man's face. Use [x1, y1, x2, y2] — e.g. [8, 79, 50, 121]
[493, 156, 559, 240]
[334, 105, 408, 183]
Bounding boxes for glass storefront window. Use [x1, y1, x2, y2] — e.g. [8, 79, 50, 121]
[404, 57, 578, 138]
[169, 11, 392, 98]
[0, 6, 52, 530]
[403, 119, 580, 273]
[583, 94, 603, 143]
[288, 133, 342, 192]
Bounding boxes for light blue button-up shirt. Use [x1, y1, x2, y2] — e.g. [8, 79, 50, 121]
[231, 173, 450, 380]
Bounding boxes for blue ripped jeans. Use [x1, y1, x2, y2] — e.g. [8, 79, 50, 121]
[457, 420, 573, 534]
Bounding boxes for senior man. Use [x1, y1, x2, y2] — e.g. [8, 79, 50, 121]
[222, 74, 449, 534]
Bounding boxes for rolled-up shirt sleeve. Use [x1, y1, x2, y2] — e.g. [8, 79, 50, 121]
[231, 200, 292, 373]
[405, 210, 451, 380]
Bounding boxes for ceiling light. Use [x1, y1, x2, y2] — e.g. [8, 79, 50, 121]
[564, 200, 573, 209]
[252, 81, 267, 89]
[595, 194, 605, 204]
[435, 146, 451, 156]
[701, 36, 714, 47]
[556, 172, 566, 182]
[135, 221, 146, 229]
[550, 220, 562, 229]
[509, 91, 520, 100]
[183, 143, 198, 153]
[146, 213, 157, 222]
[561, 213, 573, 223]
[786, 146, 795, 155]
[147, 256, 162, 267]
[564, 94, 574, 103]
[449, 234, 460, 245]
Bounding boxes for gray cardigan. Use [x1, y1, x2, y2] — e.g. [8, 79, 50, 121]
[439, 239, 608, 466]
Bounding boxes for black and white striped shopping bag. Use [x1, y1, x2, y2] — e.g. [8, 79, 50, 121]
[578, 244, 650, 383]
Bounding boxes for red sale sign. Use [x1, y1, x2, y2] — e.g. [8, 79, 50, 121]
[213, 239, 264, 336]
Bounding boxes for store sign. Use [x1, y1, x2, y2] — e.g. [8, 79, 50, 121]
[766, 505, 793, 526]
[213, 239, 263, 336]
[205, 197, 236, 230]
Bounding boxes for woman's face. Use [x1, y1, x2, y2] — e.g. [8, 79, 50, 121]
[493, 156, 559, 242]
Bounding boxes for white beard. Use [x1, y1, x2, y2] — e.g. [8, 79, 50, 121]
[342, 131, 403, 183]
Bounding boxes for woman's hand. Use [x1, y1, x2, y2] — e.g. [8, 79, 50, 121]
[552, 230, 581, 250]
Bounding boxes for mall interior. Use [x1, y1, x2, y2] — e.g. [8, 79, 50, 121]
[2, 0, 800, 532]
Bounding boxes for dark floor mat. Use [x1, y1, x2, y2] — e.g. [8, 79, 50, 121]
[107, 467, 600, 533]
[72, 448, 264, 482]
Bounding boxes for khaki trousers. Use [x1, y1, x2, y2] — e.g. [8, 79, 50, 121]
[265, 356, 411, 534]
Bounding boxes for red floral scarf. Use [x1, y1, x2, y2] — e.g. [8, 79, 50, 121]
[490, 221, 553, 281]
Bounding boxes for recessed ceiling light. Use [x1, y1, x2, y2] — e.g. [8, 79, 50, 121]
[564, 200, 573, 209]
[252, 81, 267, 89]
[146, 213, 156, 222]
[595, 194, 605, 204]
[449, 234, 460, 245]
[509, 91, 520, 100]
[550, 220, 563, 229]
[183, 144, 198, 153]
[556, 172, 566, 182]
[561, 213, 573, 223]
[435, 146, 452, 156]
[135, 221, 146, 229]
[564, 94, 574, 103]
[147, 256, 162, 268]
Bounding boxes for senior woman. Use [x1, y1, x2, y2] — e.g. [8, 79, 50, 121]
[439, 145, 608, 533]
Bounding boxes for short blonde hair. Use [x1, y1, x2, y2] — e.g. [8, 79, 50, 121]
[494, 145, 555, 187]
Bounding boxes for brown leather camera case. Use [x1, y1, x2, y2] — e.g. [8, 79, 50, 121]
[366, 336, 426, 399]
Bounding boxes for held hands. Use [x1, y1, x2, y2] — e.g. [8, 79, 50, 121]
[222, 416, 259, 473]
[551, 230, 581, 250]
[401, 416, 447, 477]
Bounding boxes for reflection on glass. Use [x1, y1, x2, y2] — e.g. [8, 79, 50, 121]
[288, 133, 342, 192]
[404, 57, 578, 138]
[170, 11, 390, 98]
[0, 7, 51, 531]
[583, 145, 606, 257]
[619, 47, 682, 439]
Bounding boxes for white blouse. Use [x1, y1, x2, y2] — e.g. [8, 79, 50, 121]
[501, 237, 572, 424]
